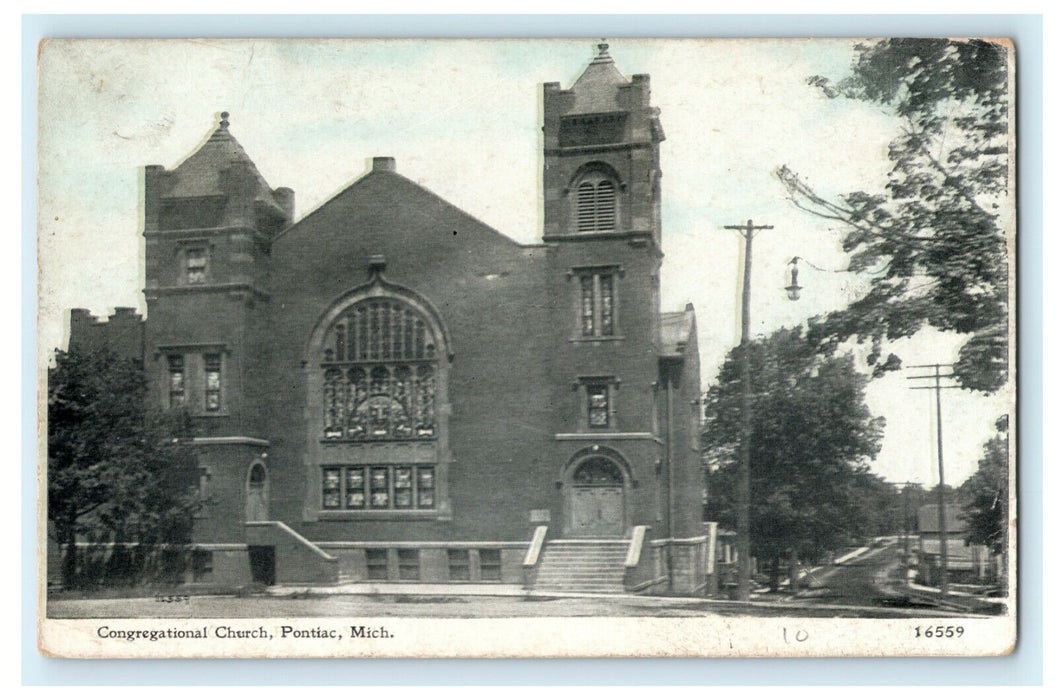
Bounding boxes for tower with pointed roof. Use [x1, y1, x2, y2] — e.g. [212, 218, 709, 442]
[141, 112, 294, 543]
[542, 42, 665, 245]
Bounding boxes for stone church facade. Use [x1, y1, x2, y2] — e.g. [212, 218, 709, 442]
[64, 45, 714, 594]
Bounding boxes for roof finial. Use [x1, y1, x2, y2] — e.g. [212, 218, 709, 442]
[589, 40, 614, 66]
[219, 111, 230, 129]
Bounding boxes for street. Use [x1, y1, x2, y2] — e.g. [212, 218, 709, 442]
[49, 543, 998, 620]
[50, 590, 971, 619]
[792, 541, 1006, 616]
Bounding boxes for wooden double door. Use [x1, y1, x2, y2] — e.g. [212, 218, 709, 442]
[568, 485, 624, 537]
[566, 456, 626, 537]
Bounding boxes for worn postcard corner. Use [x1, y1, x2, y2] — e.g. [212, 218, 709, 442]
[37, 37, 1016, 659]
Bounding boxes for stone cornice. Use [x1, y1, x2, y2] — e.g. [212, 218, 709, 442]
[144, 283, 270, 302]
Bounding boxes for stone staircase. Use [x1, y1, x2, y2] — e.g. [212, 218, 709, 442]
[532, 539, 629, 593]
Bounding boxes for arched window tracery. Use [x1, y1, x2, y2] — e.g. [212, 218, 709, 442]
[572, 457, 624, 486]
[320, 298, 437, 441]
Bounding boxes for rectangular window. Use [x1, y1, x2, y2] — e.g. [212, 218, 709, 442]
[587, 384, 610, 428]
[322, 468, 342, 510]
[580, 275, 595, 336]
[345, 467, 366, 509]
[576, 269, 618, 337]
[204, 353, 221, 412]
[447, 549, 470, 581]
[599, 274, 614, 335]
[370, 468, 390, 508]
[393, 466, 413, 509]
[321, 465, 436, 511]
[417, 467, 435, 508]
[191, 550, 214, 583]
[185, 247, 208, 284]
[365, 549, 388, 580]
[579, 376, 618, 432]
[167, 355, 185, 407]
[479, 549, 502, 582]
[397, 549, 420, 581]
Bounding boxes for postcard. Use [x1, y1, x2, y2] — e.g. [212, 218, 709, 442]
[37, 37, 1016, 658]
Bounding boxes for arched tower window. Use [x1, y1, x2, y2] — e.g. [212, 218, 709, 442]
[319, 298, 437, 441]
[575, 172, 617, 233]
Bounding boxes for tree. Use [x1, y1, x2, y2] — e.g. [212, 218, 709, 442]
[777, 38, 1011, 393]
[960, 415, 1009, 555]
[47, 347, 199, 588]
[701, 328, 886, 588]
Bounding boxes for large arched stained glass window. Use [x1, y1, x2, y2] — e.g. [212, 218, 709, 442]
[321, 298, 437, 441]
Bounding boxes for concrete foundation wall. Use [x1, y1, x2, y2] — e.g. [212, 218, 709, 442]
[319, 543, 527, 583]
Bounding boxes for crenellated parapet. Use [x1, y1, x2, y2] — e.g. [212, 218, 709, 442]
[67, 307, 145, 361]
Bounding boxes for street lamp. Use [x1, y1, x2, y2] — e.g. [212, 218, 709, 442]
[785, 257, 803, 301]
[720, 223, 808, 602]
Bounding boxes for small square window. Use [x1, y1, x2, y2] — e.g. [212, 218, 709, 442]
[479, 549, 502, 582]
[397, 549, 420, 581]
[365, 549, 388, 580]
[448, 549, 470, 581]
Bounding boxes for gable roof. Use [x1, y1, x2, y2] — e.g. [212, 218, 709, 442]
[273, 158, 526, 251]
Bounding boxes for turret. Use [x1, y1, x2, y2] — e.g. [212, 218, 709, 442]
[542, 43, 665, 247]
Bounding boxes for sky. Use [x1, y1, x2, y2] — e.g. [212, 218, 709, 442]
[37, 38, 1013, 488]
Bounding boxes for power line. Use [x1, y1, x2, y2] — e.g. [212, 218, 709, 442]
[721, 219, 774, 603]
[906, 363, 956, 595]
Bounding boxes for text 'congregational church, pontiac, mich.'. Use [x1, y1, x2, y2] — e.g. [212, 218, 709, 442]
[59, 43, 718, 595]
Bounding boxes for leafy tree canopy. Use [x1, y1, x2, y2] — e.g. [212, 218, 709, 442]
[777, 38, 1011, 393]
[47, 347, 199, 587]
[701, 328, 886, 566]
[959, 415, 1009, 553]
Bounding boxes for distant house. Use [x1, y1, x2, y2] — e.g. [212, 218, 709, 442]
[916, 503, 995, 585]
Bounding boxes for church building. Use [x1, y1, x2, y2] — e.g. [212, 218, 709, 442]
[65, 44, 713, 595]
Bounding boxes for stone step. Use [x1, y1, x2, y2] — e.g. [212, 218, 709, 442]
[538, 567, 624, 573]
[532, 539, 630, 594]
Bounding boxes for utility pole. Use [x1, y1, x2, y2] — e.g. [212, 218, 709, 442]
[897, 481, 919, 584]
[722, 219, 773, 602]
[908, 363, 957, 595]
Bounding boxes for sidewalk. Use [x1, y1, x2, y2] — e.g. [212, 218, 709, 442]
[267, 582, 676, 600]
[269, 582, 532, 597]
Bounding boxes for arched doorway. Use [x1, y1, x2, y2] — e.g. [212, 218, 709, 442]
[567, 457, 625, 537]
[245, 462, 269, 522]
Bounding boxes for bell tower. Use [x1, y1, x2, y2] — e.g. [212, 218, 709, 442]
[542, 42, 665, 246]
[541, 44, 670, 539]
[142, 112, 294, 437]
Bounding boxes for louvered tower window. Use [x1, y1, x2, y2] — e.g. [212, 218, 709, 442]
[576, 176, 617, 233]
